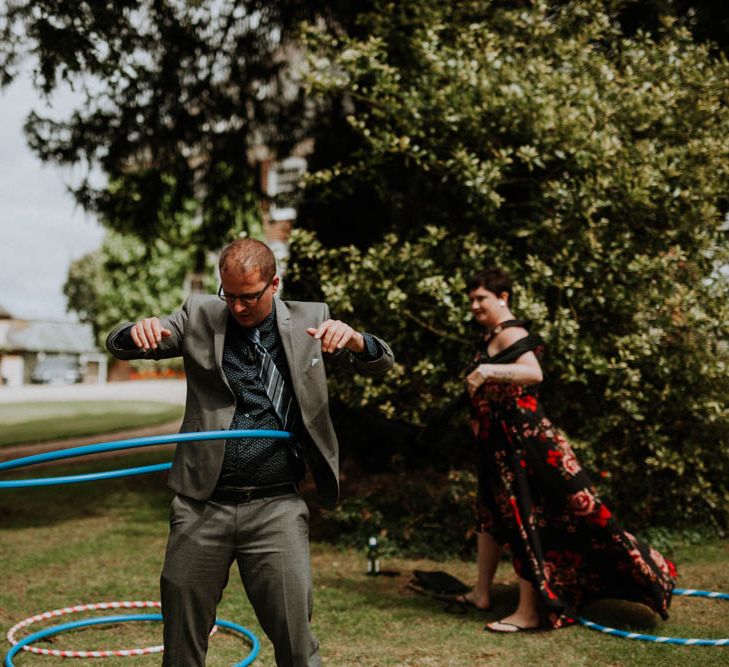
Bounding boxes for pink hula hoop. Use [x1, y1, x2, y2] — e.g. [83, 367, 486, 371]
[7, 600, 218, 658]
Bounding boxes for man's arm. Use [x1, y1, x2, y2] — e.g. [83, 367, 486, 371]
[105, 298, 191, 361]
[306, 305, 394, 376]
[351, 333, 394, 376]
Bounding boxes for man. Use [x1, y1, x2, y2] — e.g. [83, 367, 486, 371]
[106, 238, 394, 666]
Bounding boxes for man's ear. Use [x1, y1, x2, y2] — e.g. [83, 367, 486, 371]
[271, 275, 280, 295]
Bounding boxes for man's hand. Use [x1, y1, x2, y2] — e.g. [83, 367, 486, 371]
[306, 319, 365, 354]
[130, 317, 172, 351]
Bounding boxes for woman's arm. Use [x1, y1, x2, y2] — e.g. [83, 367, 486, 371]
[466, 354, 543, 396]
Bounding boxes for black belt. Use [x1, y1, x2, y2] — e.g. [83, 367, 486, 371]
[210, 483, 297, 504]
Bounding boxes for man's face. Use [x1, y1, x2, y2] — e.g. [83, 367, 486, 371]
[220, 267, 279, 328]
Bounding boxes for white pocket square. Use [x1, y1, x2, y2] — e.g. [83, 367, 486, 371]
[310, 357, 320, 367]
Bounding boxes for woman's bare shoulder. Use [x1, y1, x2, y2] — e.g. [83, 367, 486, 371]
[490, 326, 529, 353]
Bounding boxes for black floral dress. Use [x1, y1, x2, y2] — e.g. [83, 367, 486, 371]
[468, 320, 676, 628]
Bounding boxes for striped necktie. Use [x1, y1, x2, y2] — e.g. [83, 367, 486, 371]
[247, 327, 295, 431]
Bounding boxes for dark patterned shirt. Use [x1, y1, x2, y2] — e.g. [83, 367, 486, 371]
[218, 309, 305, 487]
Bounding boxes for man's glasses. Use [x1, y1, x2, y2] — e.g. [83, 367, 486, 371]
[217, 275, 274, 306]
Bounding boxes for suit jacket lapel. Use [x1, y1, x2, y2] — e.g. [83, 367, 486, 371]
[275, 297, 295, 373]
[213, 302, 232, 390]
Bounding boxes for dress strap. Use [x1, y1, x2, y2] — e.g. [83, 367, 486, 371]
[478, 320, 540, 364]
[483, 319, 530, 345]
[488, 333, 542, 364]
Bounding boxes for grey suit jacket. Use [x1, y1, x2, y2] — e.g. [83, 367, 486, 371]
[106, 295, 394, 509]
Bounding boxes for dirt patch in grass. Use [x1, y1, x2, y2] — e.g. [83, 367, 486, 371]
[0, 401, 183, 448]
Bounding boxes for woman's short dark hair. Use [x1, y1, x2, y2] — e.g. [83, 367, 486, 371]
[466, 268, 512, 299]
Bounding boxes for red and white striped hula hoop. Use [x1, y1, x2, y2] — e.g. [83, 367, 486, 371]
[7, 601, 217, 658]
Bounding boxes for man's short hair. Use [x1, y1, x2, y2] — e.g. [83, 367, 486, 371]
[219, 238, 276, 280]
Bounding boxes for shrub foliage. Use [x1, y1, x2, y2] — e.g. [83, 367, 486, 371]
[291, 0, 729, 530]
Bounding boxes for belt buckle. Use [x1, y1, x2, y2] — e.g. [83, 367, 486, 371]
[240, 489, 254, 503]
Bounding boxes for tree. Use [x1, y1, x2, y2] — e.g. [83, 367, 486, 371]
[64, 213, 217, 346]
[289, 0, 729, 528]
[3, 1, 725, 250]
[0, 0, 373, 247]
[615, 0, 729, 54]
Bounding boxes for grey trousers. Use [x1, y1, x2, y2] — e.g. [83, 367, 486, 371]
[160, 492, 321, 667]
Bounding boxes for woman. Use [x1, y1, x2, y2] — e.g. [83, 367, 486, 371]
[462, 268, 676, 632]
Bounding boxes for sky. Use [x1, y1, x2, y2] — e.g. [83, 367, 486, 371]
[0, 75, 105, 322]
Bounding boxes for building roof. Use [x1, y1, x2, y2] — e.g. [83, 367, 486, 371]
[5, 320, 99, 354]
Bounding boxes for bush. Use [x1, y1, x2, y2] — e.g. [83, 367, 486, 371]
[293, 0, 729, 530]
[312, 467, 480, 560]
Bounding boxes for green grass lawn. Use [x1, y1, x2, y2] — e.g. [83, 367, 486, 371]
[1, 453, 727, 666]
[0, 402, 184, 447]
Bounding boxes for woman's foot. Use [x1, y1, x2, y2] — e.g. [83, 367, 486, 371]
[455, 589, 491, 611]
[484, 611, 540, 633]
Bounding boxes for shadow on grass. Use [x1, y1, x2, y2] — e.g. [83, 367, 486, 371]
[320, 568, 521, 619]
[0, 452, 173, 529]
[578, 599, 659, 631]
[323, 568, 666, 638]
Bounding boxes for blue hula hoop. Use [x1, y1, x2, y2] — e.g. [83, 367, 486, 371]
[3, 614, 260, 667]
[578, 588, 729, 646]
[0, 429, 292, 666]
[0, 429, 291, 488]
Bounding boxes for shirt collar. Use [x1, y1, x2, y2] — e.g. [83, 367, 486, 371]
[256, 308, 276, 337]
[227, 306, 277, 339]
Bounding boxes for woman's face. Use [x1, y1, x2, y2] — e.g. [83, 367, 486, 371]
[468, 286, 506, 329]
